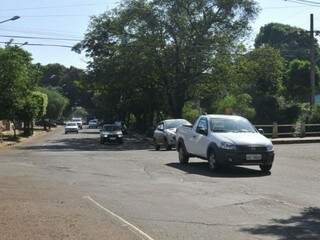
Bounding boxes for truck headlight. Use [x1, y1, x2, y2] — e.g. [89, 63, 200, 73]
[220, 142, 236, 150]
[118, 134, 123, 138]
[267, 145, 274, 151]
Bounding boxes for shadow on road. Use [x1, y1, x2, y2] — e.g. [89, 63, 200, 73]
[241, 207, 320, 240]
[166, 162, 270, 178]
[19, 136, 153, 152]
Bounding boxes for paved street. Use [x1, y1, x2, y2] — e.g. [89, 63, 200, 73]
[0, 127, 319, 240]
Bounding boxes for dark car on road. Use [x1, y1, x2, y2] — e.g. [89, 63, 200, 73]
[100, 124, 124, 144]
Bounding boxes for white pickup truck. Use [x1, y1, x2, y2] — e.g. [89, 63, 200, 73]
[176, 114, 275, 172]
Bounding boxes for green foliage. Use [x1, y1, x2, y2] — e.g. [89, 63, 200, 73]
[255, 23, 318, 61]
[71, 107, 88, 119]
[39, 64, 90, 112]
[217, 94, 255, 120]
[182, 101, 200, 123]
[246, 46, 285, 97]
[78, 0, 259, 121]
[309, 106, 320, 123]
[286, 59, 320, 102]
[40, 88, 69, 120]
[0, 47, 33, 121]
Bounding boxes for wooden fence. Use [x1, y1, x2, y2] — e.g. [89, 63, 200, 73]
[255, 122, 320, 138]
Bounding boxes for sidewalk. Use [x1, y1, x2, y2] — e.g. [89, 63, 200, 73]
[0, 127, 61, 150]
[271, 136, 320, 144]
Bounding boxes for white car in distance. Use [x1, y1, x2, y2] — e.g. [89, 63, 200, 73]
[72, 117, 83, 129]
[65, 122, 79, 134]
[88, 119, 98, 129]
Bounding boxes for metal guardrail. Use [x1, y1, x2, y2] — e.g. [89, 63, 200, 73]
[255, 122, 320, 138]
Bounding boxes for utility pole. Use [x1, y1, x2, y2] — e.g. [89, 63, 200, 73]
[310, 13, 316, 106]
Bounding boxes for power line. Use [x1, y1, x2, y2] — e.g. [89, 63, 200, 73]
[0, 34, 81, 42]
[263, 5, 313, 9]
[0, 41, 73, 48]
[291, 0, 320, 4]
[284, 0, 320, 6]
[0, 27, 82, 39]
[0, 14, 92, 18]
[0, 2, 107, 12]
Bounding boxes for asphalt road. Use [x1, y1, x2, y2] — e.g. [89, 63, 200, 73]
[0, 127, 319, 240]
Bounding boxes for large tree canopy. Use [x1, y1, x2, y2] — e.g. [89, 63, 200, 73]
[255, 22, 319, 61]
[77, 0, 259, 119]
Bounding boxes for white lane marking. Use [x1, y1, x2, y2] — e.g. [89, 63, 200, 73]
[83, 196, 156, 240]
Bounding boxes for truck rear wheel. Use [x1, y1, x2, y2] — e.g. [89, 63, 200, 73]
[178, 143, 189, 164]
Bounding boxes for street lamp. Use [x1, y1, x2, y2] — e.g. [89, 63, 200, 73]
[0, 16, 20, 24]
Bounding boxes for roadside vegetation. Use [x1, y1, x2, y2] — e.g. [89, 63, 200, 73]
[2, 0, 320, 136]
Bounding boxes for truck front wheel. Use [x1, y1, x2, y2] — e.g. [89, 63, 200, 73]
[178, 144, 189, 164]
[208, 150, 220, 171]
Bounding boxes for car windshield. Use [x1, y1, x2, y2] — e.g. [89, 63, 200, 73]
[165, 120, 190, 129]
[103, 125, 121, 131]
[209, 117, 256, 133]
[66, 123, 77, 127]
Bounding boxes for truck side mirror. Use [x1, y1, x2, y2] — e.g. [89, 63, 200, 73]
[258, 128, 264, 135]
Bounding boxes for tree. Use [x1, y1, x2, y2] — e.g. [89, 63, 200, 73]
[17, 91, 48, 136]
[0, 46, 34, 136]
[39, 64, 90, 114]
[40, 88, 69, 121]
[255, 23, 319, 62]
[244, 46, 285, 123]
[217, 94, 255, 119]
[78, 0, 259, 120]
[286, 59, 320, 102]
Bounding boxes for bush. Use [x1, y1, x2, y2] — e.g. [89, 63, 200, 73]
[217, 94, 255, 120]
[182, 101, 200, 123]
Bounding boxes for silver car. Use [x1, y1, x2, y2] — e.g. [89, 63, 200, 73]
[153, 119, 191, 151]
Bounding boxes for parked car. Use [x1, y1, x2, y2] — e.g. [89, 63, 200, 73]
[88, 119, 98, 129]
[72, 117, 83, 129]
[176, 115, 275, 172]
[100, 124, 124, 144]
[154, 119, 191, 151]
[65, 122, 79, 134]
[35, 119, 57, 128]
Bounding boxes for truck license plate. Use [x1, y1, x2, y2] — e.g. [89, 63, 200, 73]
[246, 154, 262, 160]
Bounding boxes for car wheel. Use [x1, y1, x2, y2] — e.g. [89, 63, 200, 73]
[164, 138, 172, 151]
[260, 164, 272, 173]
[208, 150, 220, 171]
[178, 144, 189, 164]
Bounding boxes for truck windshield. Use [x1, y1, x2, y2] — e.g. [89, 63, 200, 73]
[209, 118, 256, 133]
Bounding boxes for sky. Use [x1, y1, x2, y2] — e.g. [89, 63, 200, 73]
[0, 0, 319, 69]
